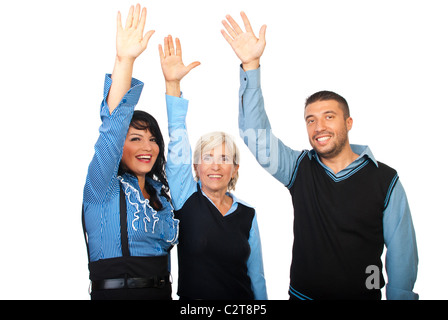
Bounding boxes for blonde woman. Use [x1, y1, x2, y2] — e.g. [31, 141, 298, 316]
[159, 35, 267, 300]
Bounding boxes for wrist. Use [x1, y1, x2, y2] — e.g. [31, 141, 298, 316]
[116, 55, 136, 65]
[242, 59, 260, 71]
[165, 80, 181, 97]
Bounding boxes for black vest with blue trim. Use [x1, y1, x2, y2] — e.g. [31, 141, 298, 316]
[288, 152, 398, 300]
[175, 183, 255, 300]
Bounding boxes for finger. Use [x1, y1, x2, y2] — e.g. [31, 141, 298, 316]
[168, 35, 175, 56]
[226, 14, 243, 35]
[142, 30, 155, 48]
[221, 29, 234, 45]
[117, 11, 123, 32]
[175, 38, 182, 57]
[125, 5, 134, 29]
[132, 3, 141, 29]
[137, 7, 147, 32]
[240, 11, 254, 34]
[222, 20, 237, 40]
[164, 36, 169, 56]
[186, 61, 201, 73]
[158, 44, 165, 61]
[259, 24, 267, 43]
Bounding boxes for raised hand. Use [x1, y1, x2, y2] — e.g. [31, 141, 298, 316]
[116, 4, 155, 62]
[159, 35, 201, 97]
[221, 12, 267, 71]
[107, 4, 154, 114]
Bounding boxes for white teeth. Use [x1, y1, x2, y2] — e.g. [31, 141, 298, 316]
[137, 155, 152, 160]
[317, 136, 330, 142]
[208, 175, 222, 178]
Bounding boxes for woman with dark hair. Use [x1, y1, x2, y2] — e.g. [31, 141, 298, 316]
[82, 4, 178, 300]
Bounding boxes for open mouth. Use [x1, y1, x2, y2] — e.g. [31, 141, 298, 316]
[316, 136, 330, 142]
[136, 154, 152, 163]
[208, 174, 223, 179]
[315, 134, 332, 145]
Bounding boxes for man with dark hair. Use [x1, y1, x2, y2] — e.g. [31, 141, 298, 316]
[221, 12, 418, 300]
[306, 90, 350, 119]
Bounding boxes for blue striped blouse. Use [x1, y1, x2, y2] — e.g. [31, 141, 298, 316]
[82, 75, 179, 262]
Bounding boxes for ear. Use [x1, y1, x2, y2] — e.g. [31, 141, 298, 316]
[232, 164, 240, 178]
[193, 164, 199, 181]
[346, 117, 353, 131]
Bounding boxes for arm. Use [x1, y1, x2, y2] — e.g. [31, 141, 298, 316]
[159, 36, 201, 210]
[247, 213, 268, 300]
[383, 180, 419, 300]
[222, 13, 302, 186]
[84, 4, 152, 203]
[84, 77, 143, 204]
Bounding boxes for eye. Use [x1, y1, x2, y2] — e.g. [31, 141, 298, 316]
[149, 137, 157, 143]
[130, 137, 141, 142]
[202, 154, 213, 163]
[306, 119, 315, 125]
[222, 155, 231, 163]
[326, 115, 334, 120]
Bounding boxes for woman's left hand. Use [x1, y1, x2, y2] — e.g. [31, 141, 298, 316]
[159, 35, 200, 96]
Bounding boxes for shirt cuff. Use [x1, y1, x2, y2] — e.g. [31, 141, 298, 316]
[100, 74, 144, 117]
[386, 284, 419, 300]
[166, 94, 189, 125]
[240, 64, 261, 89]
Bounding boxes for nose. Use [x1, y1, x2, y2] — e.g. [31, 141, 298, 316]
[314, 118, 327, 132]
[210, 161, 220, 170]
[142, 139, 153, 152]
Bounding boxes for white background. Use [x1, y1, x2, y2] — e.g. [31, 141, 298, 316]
[0, 0, 447, 300]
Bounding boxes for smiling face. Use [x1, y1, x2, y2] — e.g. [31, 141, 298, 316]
[121, 127, 160, 181]
[305, 99, 353, 160]
[194, 142, 239, 195]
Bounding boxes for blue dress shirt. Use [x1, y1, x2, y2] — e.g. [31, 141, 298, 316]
[83, 75, 179, 262]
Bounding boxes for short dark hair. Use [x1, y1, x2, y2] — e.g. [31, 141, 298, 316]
[118, 110, 170, 210]
[305, 91, 350, 119]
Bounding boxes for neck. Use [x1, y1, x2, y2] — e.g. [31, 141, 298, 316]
[201, 185, 232, 216]
[319, 145, 359, 174]
[137, 175, 150, 200]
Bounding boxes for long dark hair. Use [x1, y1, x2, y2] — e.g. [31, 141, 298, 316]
[118, 110, 170, 210]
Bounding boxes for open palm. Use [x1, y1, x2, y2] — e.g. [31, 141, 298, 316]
[116, 4, 154, 61]
[159, 36, 200, 83]
[221, 12, 267, 67]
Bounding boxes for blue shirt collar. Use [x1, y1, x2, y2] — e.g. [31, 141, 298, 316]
[308, 144, 378, 168]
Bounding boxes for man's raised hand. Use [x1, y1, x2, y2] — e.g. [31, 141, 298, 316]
[221, 12, 267, 71]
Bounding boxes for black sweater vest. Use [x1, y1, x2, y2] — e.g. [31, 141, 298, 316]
[175, 184, 255, 300]
[289, 153, 398, 300]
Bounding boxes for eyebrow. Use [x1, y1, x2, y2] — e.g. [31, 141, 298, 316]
[305, 110, 337, 120]
[129, 132, 155, 138]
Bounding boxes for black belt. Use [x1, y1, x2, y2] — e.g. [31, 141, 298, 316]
[92, 276, 170, 290]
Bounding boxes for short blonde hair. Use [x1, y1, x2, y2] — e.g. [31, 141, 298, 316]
[193, 131, 240, 191]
